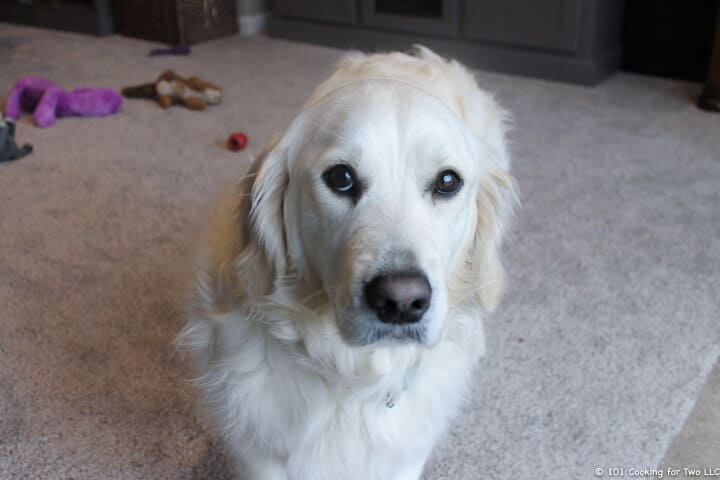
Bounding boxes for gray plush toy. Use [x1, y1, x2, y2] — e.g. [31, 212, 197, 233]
[0, 113, 33, 162]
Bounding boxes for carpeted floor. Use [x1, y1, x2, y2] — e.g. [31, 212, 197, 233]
[1, 23, 719, 480]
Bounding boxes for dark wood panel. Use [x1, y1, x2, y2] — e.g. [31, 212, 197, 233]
[114, 0, 237, 45]
[271, 0, 356, 25]
[463, 0, 582, 53]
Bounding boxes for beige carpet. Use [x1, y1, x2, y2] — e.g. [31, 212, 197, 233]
[1, 23, 719, 480]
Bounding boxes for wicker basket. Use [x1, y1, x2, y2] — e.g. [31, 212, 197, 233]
[114, 0, 238, 45]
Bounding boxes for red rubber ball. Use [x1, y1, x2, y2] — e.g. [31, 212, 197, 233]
[228, 132, 248, 151]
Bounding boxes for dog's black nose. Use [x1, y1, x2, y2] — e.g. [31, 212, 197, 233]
[364, 272, 431, 324]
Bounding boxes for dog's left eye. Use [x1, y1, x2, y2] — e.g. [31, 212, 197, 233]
[434, 170, 463, 196]
[323, 164, 357, 196]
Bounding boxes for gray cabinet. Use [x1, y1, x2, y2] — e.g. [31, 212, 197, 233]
[463, 0, 582, 53]
[271, 0, 357, 25]
[268, 0, 626, 85]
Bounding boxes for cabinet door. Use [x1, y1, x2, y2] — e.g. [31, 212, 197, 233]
[463, 0, 582, 53]
[362, 0, 458, 37]
[271, 0, 357, 25]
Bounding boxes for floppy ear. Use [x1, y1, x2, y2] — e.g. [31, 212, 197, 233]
[247, 140, 290, 278]
[194, 137, 290, 312]
[180, 138, 293, 368]
[222, 134, 292, 303]
[469, 166, 518, 311]
[462, 92, 517, 311]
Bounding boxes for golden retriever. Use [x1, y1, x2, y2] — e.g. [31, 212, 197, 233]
[178, 46, 517, 480]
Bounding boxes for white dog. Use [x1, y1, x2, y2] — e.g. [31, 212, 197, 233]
[178, 46, 517, 480]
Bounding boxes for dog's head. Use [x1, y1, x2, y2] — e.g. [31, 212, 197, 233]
[238, 49, 516, 347]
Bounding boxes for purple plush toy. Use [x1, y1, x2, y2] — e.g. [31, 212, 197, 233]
[4, 77, 123, 128]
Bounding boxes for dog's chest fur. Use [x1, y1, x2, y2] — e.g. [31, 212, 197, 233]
[190, 308, 485, 479]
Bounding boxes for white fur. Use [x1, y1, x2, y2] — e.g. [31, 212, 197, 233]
[178, 47, 517, 480]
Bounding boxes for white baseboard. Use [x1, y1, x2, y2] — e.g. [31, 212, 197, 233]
[238, 13, 268, 36]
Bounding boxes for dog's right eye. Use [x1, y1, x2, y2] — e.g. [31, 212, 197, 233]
[323, 164, 357, 196]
